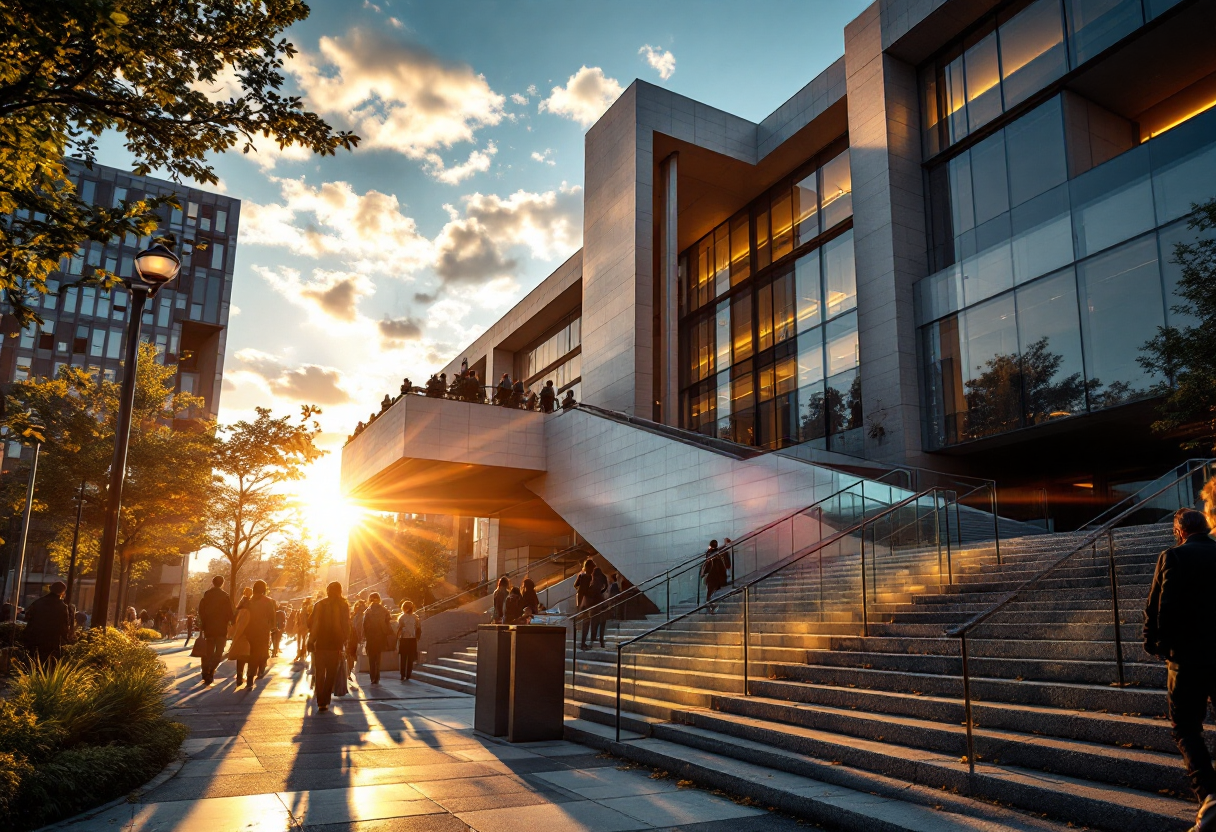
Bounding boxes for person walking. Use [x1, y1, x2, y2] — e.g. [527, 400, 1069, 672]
[362, 592, 393, 684]
[21, 581, 71, 663]
[702, 540, 727, 614]
[197, 576, 234, 685]
[309, 583, 351, 712]
[540, 380, 557, 413]
[348, 599, 367, 671]
[230, 586, 253, 684]
[396, 601, 421, 681]
[1144, 508, 1216, 831]
[241, 581, 276, 685]
[272, 604, 286, 657]
[294, 599, 313, 662]
[491, 576, 510, 624]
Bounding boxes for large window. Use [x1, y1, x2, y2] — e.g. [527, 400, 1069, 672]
[679, 138, 856, 453]
[920, 0, 1162, 157]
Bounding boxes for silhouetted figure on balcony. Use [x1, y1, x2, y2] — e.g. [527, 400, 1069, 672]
[540, 380, 556, 413]
[1144, 508, 1216, 831]
[400, 377, 412, 397]
[512, 378, 526, 408]
[562, 390, 576, 411]
[380, 394, 392, 413]
[497, 373, 513, 406]
[525, 389, 538, 411]
[491, 576, 510, 624]
[520, 578, 541, 617]
[424, 376, 443, 398]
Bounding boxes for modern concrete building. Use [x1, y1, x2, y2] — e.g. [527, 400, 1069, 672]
[0, 159, 240, 613]
[343, 0, 1214, 585]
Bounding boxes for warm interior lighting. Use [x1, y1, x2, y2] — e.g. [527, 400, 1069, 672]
[1072, 482, 1094, 489]
[1149, 98, 1216, 138]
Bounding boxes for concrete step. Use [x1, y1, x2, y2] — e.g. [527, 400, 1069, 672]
[564, 718, 1075, 832]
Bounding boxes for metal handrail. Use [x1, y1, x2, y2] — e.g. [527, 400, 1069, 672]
[609, 487, 955, 740]
[568, 471, 912, 630]
[947, 458, 1215, 775]
[1079, 458, 1214, 531]
[416, 542, 588, 619]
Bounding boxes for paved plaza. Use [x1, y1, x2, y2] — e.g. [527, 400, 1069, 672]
[56, 644, 804, 832]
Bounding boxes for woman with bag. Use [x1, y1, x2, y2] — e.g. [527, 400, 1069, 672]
[397, 600, 422, 681]
[362, 593, 393, 684]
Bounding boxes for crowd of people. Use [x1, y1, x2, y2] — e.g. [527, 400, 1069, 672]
[192, 576, 424, 711]
[346, 360, 579, 444]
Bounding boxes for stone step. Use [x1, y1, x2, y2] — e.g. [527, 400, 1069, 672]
[647, 711, 1192, 831]
[410, 667, 475, 695]
[827, 635, 1147, 663]
[564, 718, 1075, 832]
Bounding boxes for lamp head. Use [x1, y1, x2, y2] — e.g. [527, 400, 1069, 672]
[133, 242, 181, 291]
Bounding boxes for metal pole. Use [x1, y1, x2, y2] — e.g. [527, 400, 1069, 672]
[92, 286, 149, 628]
[961, 632, 976, 776]
[989, 485, 1001, 565]
[7, 443, 40, 648]
[742, 587, 750, 696]
[666, 576, 670, 621]
[1106, 530, 1125, 687]
[944, 491, 954, 586]
[860, 521, 869, 638]
[65, 479, 85, 609]
[615, 644, 622, 743]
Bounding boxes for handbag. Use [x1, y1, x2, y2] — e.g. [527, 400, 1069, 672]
[333, 656, 349, 696]
[190, 636, 207, 658]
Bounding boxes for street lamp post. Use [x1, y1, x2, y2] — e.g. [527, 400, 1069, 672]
[64, 479, 86, 609]
[7, 439, 40, 648]
[90, 241, 181, 628]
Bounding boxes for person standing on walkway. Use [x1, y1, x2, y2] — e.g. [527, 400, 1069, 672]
[21, 581, 71, 663]
[396, 601, 421, 681]
[1144, 508, 1216, 831]
[309, 583, 351, 712]
[491, 576, 510, 624]
[362, 592, 393, 684]
[540, 380, 556, 413]
[197, 576, 234, 685]
[241, 581, 276, 686]
[575, 560, 607, 649]
[348, 599, 366, 671]
[497, 373, 513, 406]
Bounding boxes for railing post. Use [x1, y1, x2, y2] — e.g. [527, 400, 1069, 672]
[960, 632, 976, 777]
[742, 586, 750, 696]
[666, 578, 671, 621]
[989, 485, 1001, 565]
[860, 521, 869, 638]
[1107, 530, 1126, 688]
[615, 643, 623, 743]
[571, 620, 578, 698]
[943, 490, 954, 586]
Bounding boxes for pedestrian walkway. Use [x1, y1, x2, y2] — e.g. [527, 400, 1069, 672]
[57, 645, 800, 831]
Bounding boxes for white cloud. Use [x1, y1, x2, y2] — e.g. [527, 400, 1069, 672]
[510, 92, 528, 105]
[431, 185, 582, 288]
[639, 45, 676, 80]
[234, 349, 352, 405]
[255, 266, 375, 324]
[425, 142, 496, 185]
[239, 177, 431, 274]
[539, 66, 623, 128]
[378, 315, 423, 348]
[530, 149, 555, 166]
[526, 84, 538, 96]
[289, 27, 505, 179]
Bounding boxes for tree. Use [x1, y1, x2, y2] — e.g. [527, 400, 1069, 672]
[1140, 198, 1216, 451]
[273, 534, 331, 593]
[3, 342, 214, 610]
[0, 0, 358, 327]
[204, 406, 325, 589]
[387, 517, 453, 607]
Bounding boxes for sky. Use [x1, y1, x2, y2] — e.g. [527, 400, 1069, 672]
[95, 0, 871, 563]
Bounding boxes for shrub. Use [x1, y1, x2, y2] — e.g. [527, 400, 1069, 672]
[0, 620, 25, 644]
[0, 628, 186, 831]
[133, 627, 163, 642]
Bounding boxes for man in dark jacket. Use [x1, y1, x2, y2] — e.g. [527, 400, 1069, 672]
[197, 575, 234, 685]
[1144, 508, 1216, 830]
[309, 582, 351, 712]
[22, 581, 71, 662]
[241, 580, 277, 686]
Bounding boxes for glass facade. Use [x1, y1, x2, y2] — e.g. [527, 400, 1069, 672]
[3, 159, 239, 420]
[679, 140, 860, 453]
[520, 311, 582, 400]
[920, 0, 1181, 158]
[917, 100, 1216, 449]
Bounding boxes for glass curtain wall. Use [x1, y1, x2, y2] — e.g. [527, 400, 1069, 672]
[680, 139, 859, 453]
[920, 0, 1182, 159]
[918, 100, 1216, 448]
[521, 312, 582, 400]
